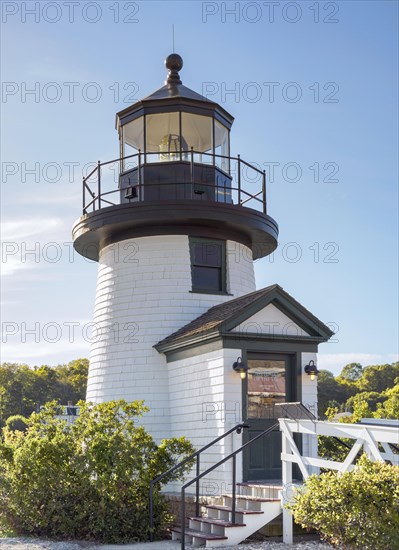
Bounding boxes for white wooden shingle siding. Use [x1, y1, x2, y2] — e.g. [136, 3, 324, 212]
[86, 235, 255, 440]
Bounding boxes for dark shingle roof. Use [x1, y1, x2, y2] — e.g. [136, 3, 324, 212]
[160, 284, 278, 344]
[155, 284, 334, 351]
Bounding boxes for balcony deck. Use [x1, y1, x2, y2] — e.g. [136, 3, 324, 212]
[72, 151, 279, 261]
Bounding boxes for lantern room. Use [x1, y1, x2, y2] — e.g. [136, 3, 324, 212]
[73, 53, 279, 262]
[116, 54, 233, 202]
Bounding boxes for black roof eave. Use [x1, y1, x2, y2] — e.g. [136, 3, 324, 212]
[154, 331, 328, 356]
[115, 97, 234, 130]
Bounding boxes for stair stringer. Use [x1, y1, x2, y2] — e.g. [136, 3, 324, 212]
[204, 500, 282, 548]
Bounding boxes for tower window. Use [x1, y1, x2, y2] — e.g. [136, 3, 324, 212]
[190, 238, 226, 293]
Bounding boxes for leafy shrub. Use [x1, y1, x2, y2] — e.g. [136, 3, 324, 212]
[287, 455, 399, 549]
[346, 391, 387, 415]
[0, 400, 195, 542]
[375, 383, 399, 419]
[5, 415, 29, 433]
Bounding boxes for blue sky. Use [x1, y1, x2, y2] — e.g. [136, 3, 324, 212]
[1, 0, 398, 375]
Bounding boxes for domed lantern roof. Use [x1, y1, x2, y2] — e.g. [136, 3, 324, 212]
[116, 54, 233, 171]
[116, 53, 234, 127]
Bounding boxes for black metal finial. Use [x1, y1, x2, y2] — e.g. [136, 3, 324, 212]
[165, 53, 183, 85]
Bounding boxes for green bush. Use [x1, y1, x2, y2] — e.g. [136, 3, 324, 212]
[0, 400, 195, 542]
[5, 415, 29, 433]
[287, 455, 399, 549]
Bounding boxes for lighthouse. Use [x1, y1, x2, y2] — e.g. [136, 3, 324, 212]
[73, 54, 333, 483]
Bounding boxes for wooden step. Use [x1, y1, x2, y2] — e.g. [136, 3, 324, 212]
[188, 516, 246, 527]
[222, 494, 280, 502]
[237, 482, 283, 490]
[171, 526, 228, 540]
[205, 504, 264, 514]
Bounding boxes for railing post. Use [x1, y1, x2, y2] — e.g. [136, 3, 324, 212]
[97, 160, 101, 210]
[138, 149, 142, 201]
[237, 154, 241, 205]
[149, 482, 153, 541]
[195, 455, 200, 517]
[190, 146, 194, 199]
[282, 421, 293, 545]
[262, 169, 266, 214]
[232, 454, 236, 524]
[82, 177, 85, 214]
[181, 488, 186, 550]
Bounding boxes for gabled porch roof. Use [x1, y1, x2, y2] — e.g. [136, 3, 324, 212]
[154, 284, 334, 355]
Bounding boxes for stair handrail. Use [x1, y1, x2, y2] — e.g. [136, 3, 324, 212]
[149, 422, 249, 541]
[179, 421, 280, 550]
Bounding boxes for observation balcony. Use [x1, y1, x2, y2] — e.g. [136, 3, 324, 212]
[72, 149, 279, 261]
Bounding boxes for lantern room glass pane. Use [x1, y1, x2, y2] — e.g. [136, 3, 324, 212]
[182, 113, 213, 164]
[214, 120, 229, 173]
[122, 117, 144, 171]
[146, 113, 181, 162]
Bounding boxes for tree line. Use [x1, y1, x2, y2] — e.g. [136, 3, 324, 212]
[318, 361, 399, 420]
[0, 359, 88, 428]
[1, 359, 397, 429]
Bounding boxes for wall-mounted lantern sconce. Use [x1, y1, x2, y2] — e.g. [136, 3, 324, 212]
[233, 357, 249, 380]
[304, 360, 319, 381]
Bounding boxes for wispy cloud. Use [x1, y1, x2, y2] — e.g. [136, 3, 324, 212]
[1, 218, 63, 240]
[1, 217, 67, 276]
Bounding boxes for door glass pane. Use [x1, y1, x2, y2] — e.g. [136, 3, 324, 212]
[247, 360, 286, 419]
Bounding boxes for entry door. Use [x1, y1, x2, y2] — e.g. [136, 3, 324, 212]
[243, 354, 295, 481]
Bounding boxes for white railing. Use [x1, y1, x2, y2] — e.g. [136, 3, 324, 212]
[280, 418, 399, 545]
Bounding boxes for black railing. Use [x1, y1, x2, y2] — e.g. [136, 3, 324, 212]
[81, 149, 267, 215]
[179, 421, 279, 549]
[148, 422, 248, 542]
